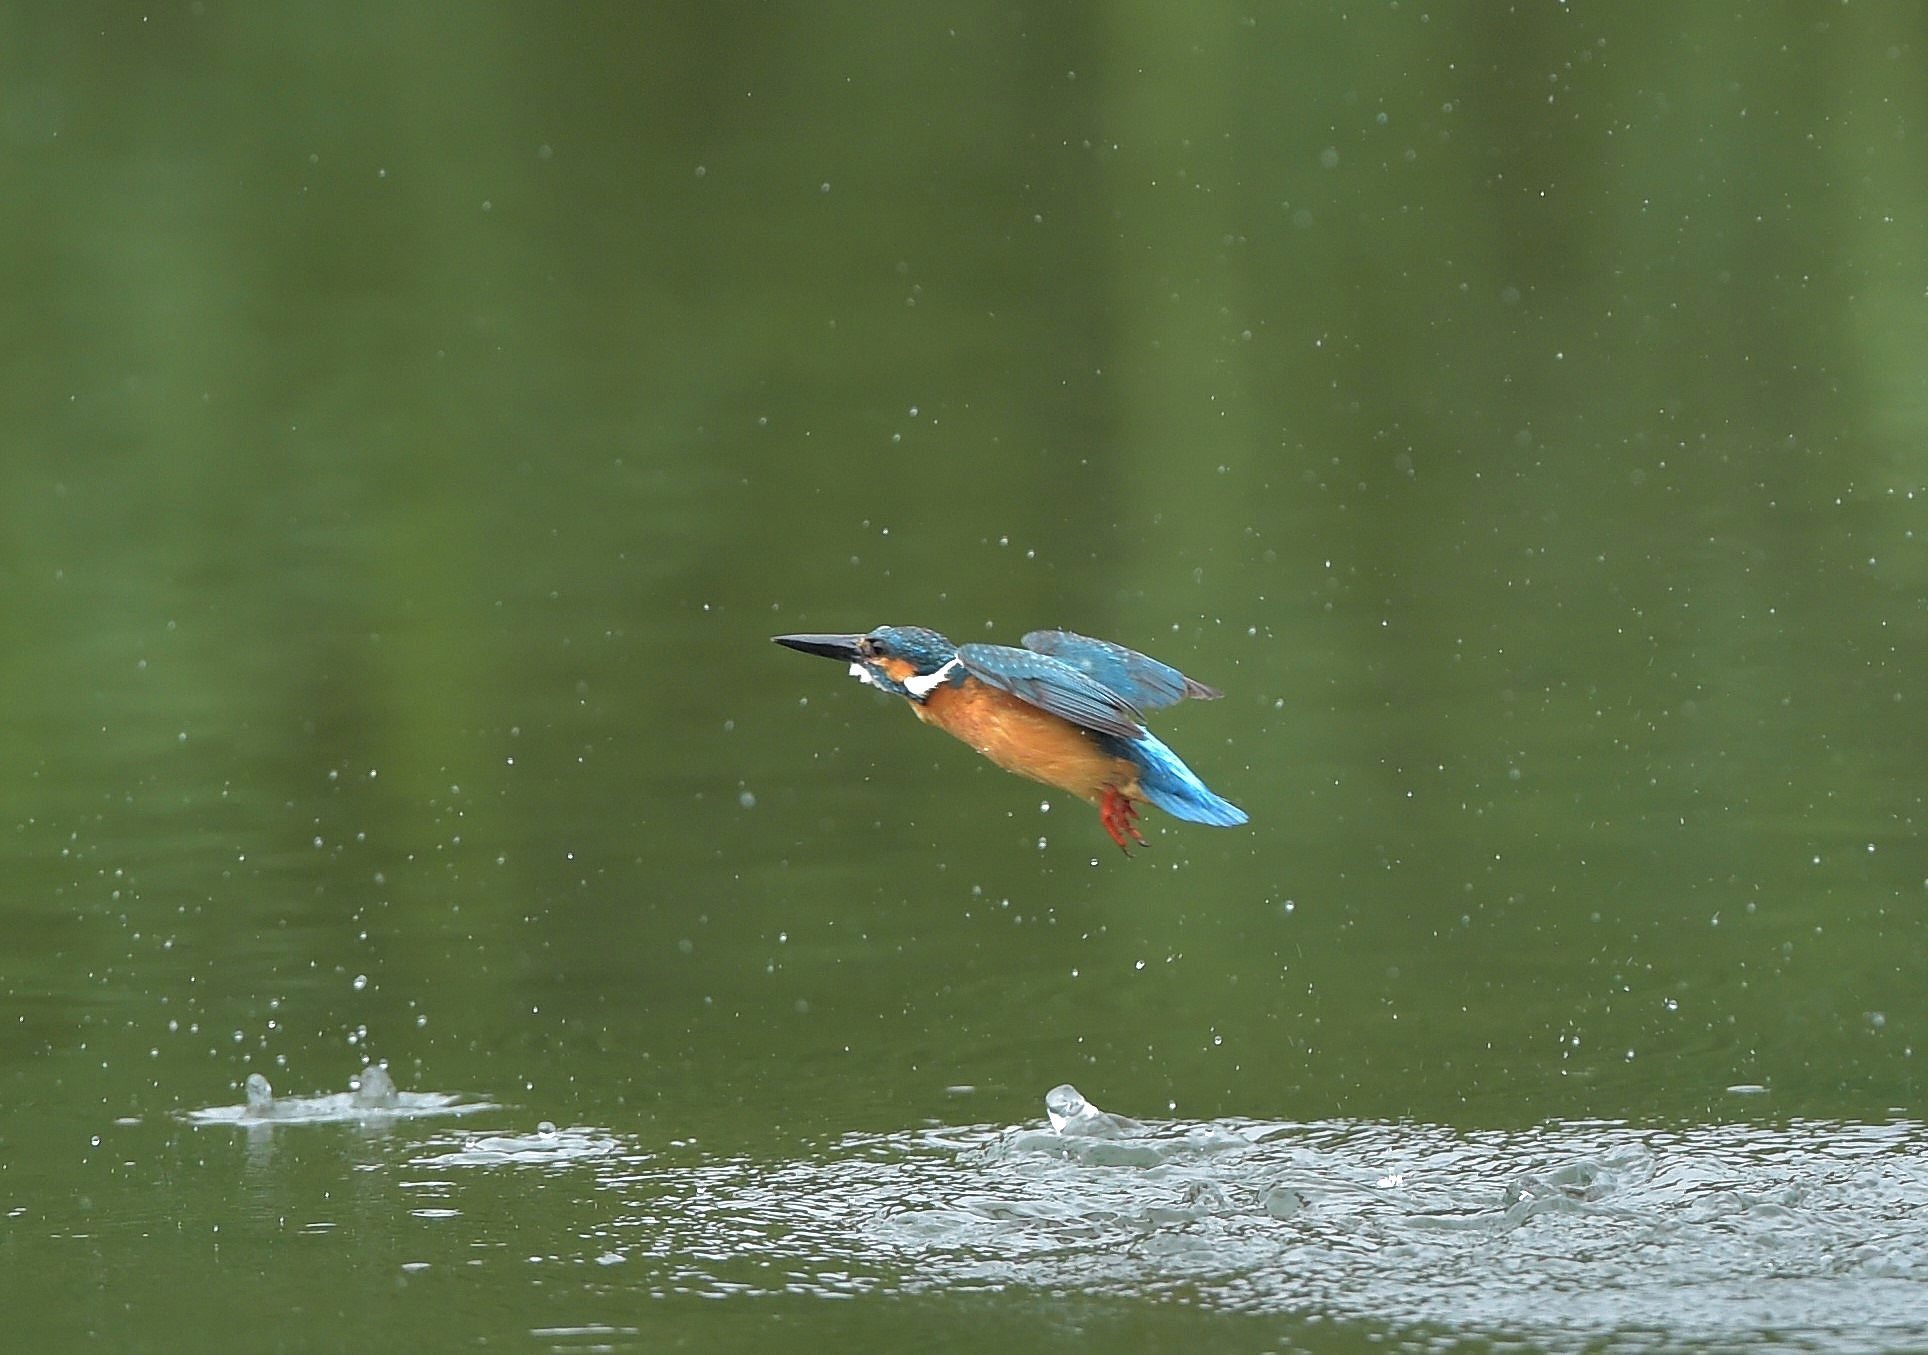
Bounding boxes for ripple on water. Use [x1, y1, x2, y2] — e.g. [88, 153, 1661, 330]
[412, 1122, 626, 1168]
[527, 1085, 1927, 1351]
[181, 1074, 1928, 1349]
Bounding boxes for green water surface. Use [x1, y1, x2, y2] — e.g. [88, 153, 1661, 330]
[1, 4, 1922, 1351]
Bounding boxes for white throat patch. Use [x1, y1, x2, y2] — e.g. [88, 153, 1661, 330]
[903, 657, 962, 699]
[848, 662, 887, 690]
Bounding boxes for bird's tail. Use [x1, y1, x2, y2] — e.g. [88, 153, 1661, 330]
[1120, 731, 1248, 827]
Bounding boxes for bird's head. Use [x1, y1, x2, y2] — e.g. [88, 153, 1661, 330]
[772, 625, 960, 701]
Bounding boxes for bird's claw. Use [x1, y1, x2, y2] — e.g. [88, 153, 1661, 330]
[1100, 788, 1148, 854]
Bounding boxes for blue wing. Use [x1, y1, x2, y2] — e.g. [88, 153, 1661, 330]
[954, 644, 1147, 741]
[1020, 630, 1223, 709]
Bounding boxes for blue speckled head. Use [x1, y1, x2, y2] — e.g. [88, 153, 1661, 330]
[864, 626, 953, 671]
[852, 625, 959, 699]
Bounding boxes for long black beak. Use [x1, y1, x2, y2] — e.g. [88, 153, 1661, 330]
[772, 632, 865, 663]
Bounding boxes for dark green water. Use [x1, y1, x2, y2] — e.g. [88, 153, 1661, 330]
[2, 5, 1923, 1351]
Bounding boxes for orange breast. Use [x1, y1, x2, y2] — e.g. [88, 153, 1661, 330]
[913, 678, 1141, 804]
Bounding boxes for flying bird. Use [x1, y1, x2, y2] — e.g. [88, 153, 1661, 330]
[772, 626, 1247, 851]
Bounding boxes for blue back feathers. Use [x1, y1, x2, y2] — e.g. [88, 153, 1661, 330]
[1021, 630, 1224, 709]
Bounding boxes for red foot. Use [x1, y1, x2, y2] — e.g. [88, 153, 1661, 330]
[1099, 787, 1148, 854]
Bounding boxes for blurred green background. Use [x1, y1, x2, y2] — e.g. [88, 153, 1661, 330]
[1, 2, 1922, 1348]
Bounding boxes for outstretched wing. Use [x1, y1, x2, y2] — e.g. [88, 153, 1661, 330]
[1021, 630, 1223, 709]
[954, 643, 1147, 741]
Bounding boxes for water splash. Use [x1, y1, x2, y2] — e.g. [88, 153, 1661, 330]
[353, 1063, 399, 1108]
[1044, 1083, 1141, 1138]
[184, 1064, 493, 1126]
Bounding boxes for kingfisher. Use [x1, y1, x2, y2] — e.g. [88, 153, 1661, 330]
[771, 626, 1248, 851]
